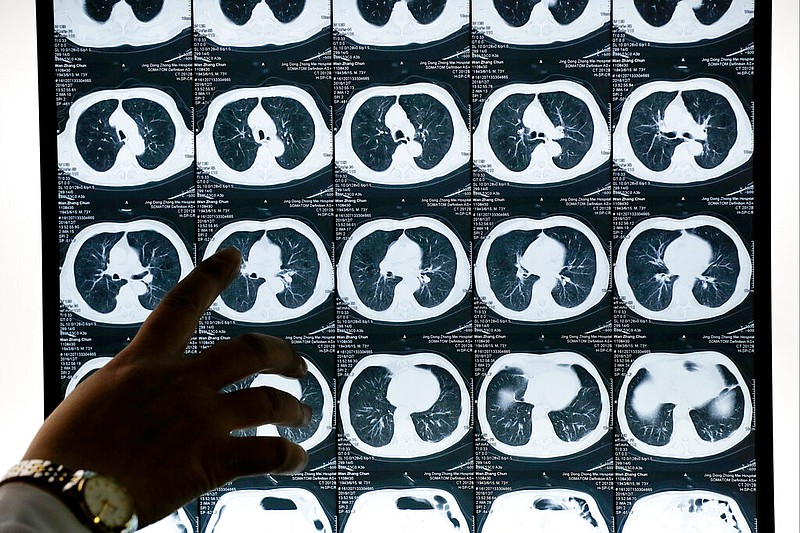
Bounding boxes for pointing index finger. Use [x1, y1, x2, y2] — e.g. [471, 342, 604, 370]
[129, 247, 241, 358]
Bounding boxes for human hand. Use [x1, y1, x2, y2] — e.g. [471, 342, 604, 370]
[22, 248, 310, 526]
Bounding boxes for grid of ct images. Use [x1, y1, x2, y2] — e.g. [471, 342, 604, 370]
[51, 0, 759, 531]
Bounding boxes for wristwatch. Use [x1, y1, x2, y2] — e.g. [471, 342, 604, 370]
[0, 459, 138, 533]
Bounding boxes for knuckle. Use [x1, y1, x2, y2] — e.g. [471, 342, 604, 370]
[238, 332, 271, 358]
[272, 437, 293, 458]
[160, 288, 204, 316]
[260, 387, 283, 413]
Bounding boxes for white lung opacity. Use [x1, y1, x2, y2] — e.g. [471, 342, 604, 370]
[196, 87, 331, 187]
[54, 0, 189, 47]
[205, 489, 332, 533]
[340, 353, 471, 459]
[61, 220, 193, 325]
[614, 78, 752, 184]
[344, 488, 469, 533]
[203, 219, 333, 324]
[249, 357, 333, 451]
[336, 84, 470, 186]
[618, 351, 752, 459]
[614, 0, 753, 44]
[482, 489, 610, 533]
[473, 0, 609, 45]
[58, 88, 193, 188]
[477, 352, 610, 459]
[615, 215, 752, 322]
[474, 81, 610, 185]
[65, 357, 113, 398]
[334, 0, 467, 46]
[337, 217, 470, 322]
[621, 490, 752, 533]
[138, 508, 194, 532]
[475, 216, 609, 322]
[193, 0, 328, 47]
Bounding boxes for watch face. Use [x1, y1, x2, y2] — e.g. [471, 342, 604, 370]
[82, 474, 137, 530]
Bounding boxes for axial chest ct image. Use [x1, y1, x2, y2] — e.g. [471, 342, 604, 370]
[58, 88, 193, 188]
[618, 351, 752, 460]
[197, 87, 331, 187]
[615, 215, 752, 322]
[202, 218, 333, 323]
[620, 490, 753, 533]
[474, 216, 609, 322]
[343, 488, 469, 533]
[60, 220, 194, 325]
[54, 0, 190, 47]
[336, 84, 469, 186]
[204, 489, 333, 533]
[481, 489, 610, 533]
[334, 0, 468, 46]
[472, 0, 609, 45]
[477, 352, 610, 459]
[614, 79, 752, 184]
[193, 0, 328, 46]
[613, 0, 754, 43]
[337, 217, 471, 322]
[245, 357, 333, 451]
[474, 81, 609, 185]
[340, 353, 471, 459]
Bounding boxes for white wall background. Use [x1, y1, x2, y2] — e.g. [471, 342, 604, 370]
[0, 2, 796, 530]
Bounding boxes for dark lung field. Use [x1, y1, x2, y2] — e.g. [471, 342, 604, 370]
[58, 88, 193, 187]
[203, 219, 333, 324]
[475, 216, 609, 322]
[477, 352, 609, 458]
[60, 220, 192, 324]
[340, 353, 470, 458]
[618, 351, 752, 459]
[337, 217, 470, 322]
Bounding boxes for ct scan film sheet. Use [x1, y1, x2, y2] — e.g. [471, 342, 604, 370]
[39, 0, 772, 531]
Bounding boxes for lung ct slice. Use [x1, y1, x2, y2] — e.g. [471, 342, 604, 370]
[473, 0, 608, 45]
[60, 220, 193, 325]
[337, 217, 470, 322]
[58, 88, 193, 188]
[482, 489, 610, 533]
[337, 83, 469, 186]
[475, 215, 609, 322]
[344, 488, 469, 533]
[615, 0, 753, 43]
[615, 215, 752, 322]
[244, 357, 333, 451]
[203, 218, 333, 324]
[621, 490, 753, 533]
[335, 0, 467, 45]
[357, 0, 447, 25]
[54, 0, 189, 47]
[614, 79, 752, 184]
[474, 81, 609, 185]
[340, 353, 470, 459]
[618, 351, 752, 460]
[205, 489, 333, 533]
[193, 0, 327, 46]
[196, 86, 331, 187]
[477, 352, 610, 459]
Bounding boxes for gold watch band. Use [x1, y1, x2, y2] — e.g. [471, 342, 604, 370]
[1, 460, 138, 533]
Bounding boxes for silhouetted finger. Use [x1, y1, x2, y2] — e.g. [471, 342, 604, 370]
[130, 248, 241, 358]
[191, 333, 306, 389]
[224, 437, 308, 479]
[219, 386, 311, 430]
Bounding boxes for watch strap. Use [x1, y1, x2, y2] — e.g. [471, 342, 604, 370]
[1, 460, 137, 533]
[0, 460, 83, 491]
